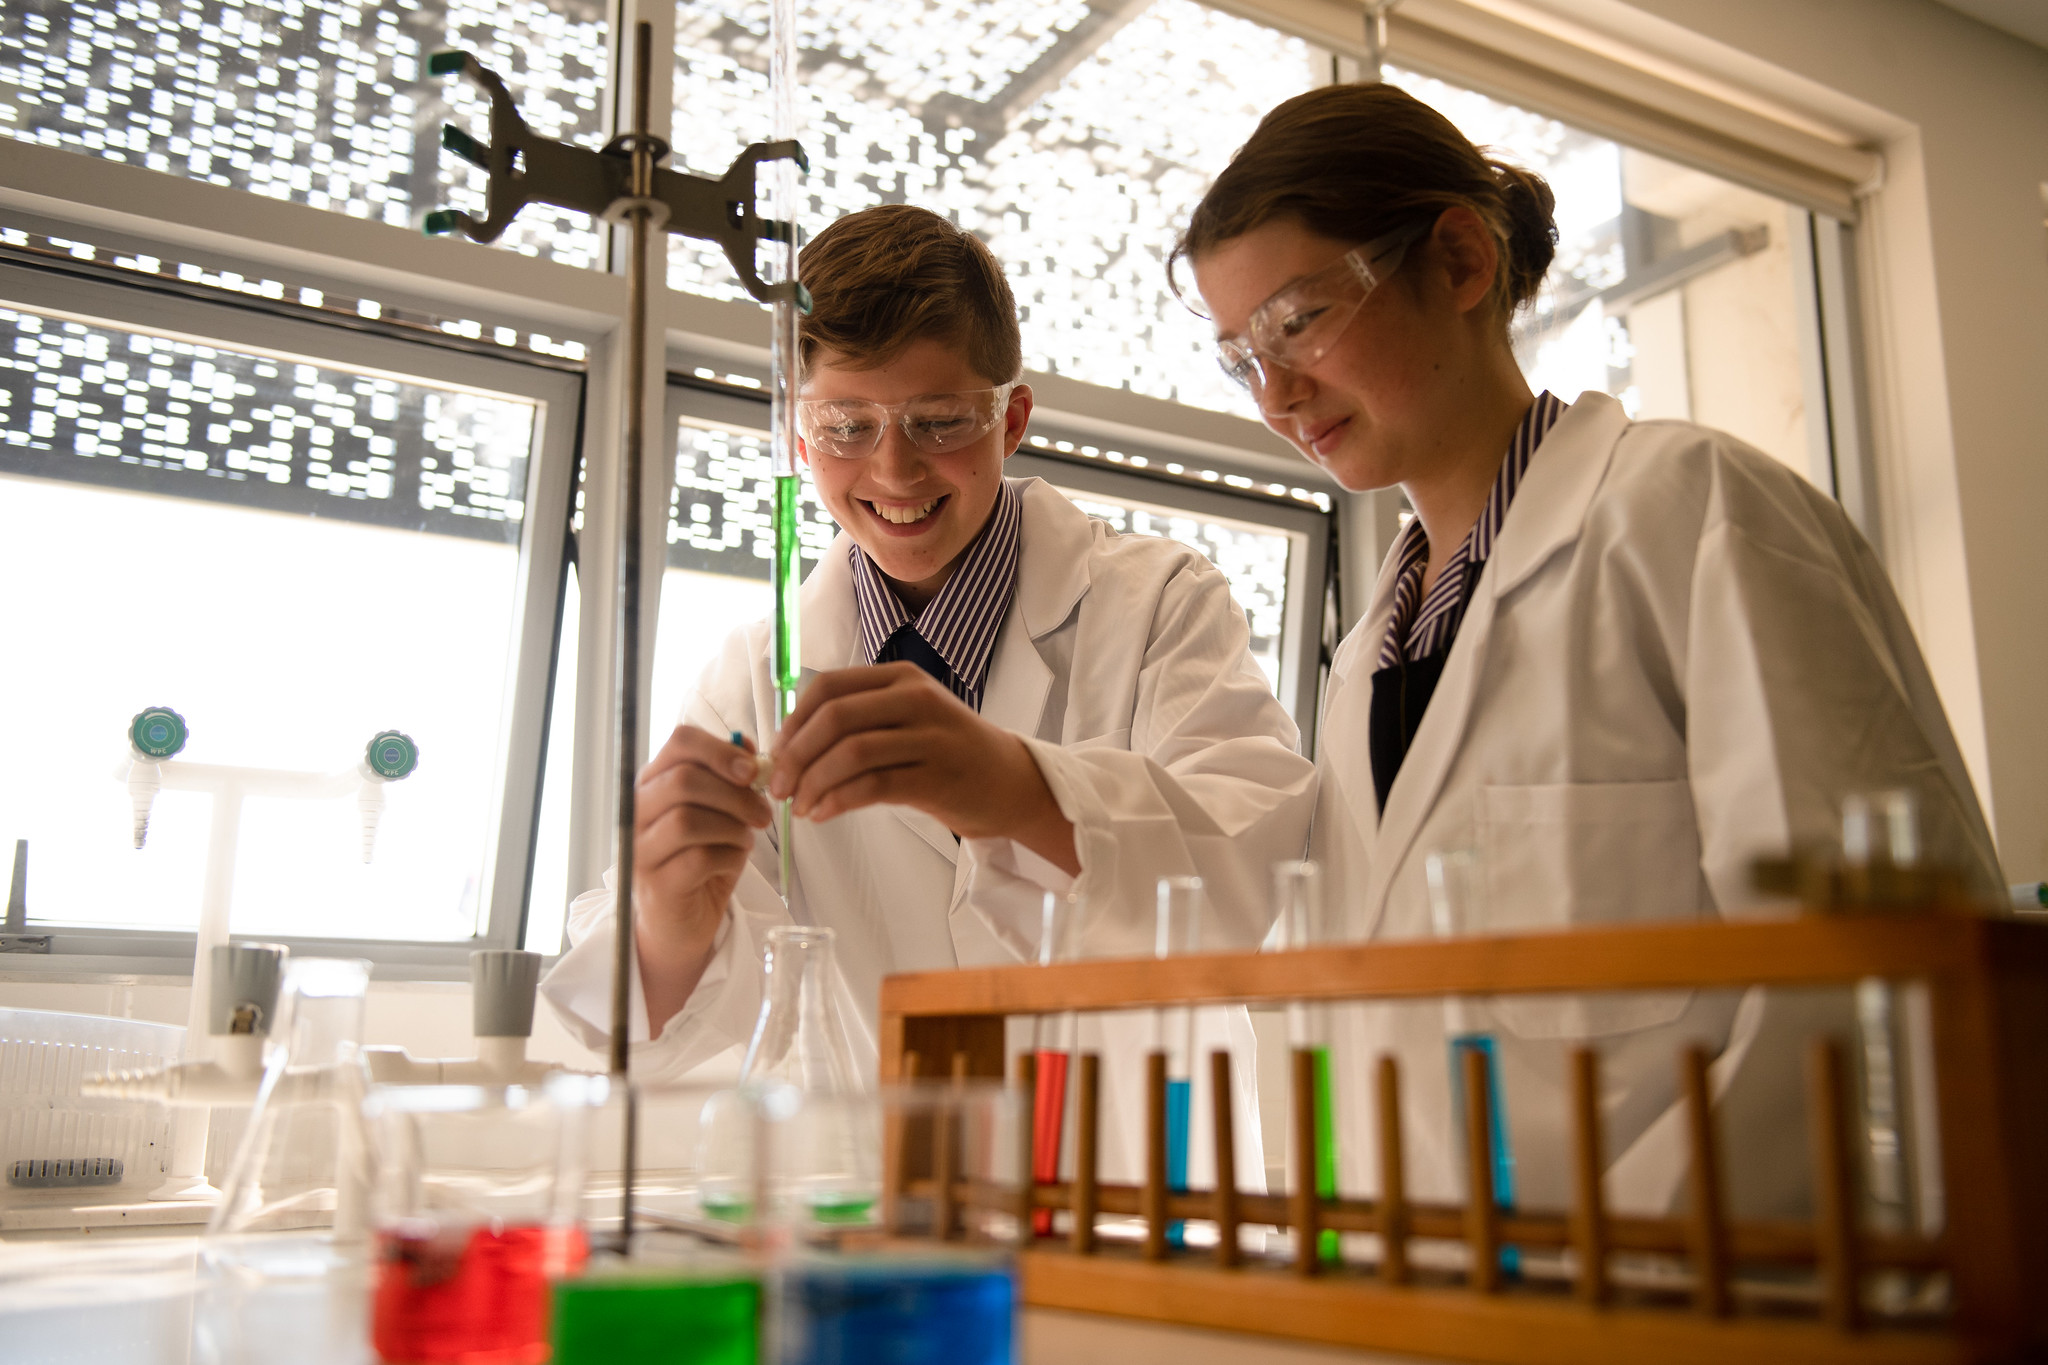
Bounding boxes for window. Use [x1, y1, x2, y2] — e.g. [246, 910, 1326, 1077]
[0, 259, 576, 963]
[1390, 69, 1828, 488]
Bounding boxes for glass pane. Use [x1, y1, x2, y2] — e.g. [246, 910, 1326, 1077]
[1049, 484, 1292, 700]
[0, 0, 607, 268]
[668, 0, 1318, 411]
[1390, 69, 1817, 481]
[0, 302, 542, 940]
[650, 415, 839, 735]
[526, 557, 577, 956]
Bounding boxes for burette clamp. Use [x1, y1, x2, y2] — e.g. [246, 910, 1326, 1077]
[422, 51, 812, 311]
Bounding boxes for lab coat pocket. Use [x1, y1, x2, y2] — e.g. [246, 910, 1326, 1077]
[1475, 780, 1702, 1039]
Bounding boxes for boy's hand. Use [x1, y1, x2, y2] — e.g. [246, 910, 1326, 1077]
[769, 663, 1079, 875]
[632, 725, 774, 1032]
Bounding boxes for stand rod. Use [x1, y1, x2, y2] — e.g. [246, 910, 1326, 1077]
[609, 16, 658, 1252]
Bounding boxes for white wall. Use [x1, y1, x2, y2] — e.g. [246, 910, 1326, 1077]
[1552, 0, 2048, 880]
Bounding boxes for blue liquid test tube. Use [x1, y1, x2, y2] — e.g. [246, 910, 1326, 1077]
[1156, 876, 1204, 1249]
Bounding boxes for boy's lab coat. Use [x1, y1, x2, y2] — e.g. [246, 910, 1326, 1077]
[1311, 392, 2000, 1219]
[544, 475, 1319, 1188]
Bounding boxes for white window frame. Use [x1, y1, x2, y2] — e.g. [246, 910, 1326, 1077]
[0, 239, 582, 977]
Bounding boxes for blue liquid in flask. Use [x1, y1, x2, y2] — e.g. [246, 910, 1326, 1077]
[778, 1259, 1013, 1365]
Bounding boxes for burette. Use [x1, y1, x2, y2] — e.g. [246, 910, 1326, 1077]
[766, 0, 801, 903]
[421, 0, 809, 1248]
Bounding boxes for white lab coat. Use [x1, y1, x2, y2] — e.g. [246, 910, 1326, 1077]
[544, 476, 1319, 1188]
[1311, 392, 2000, 1219]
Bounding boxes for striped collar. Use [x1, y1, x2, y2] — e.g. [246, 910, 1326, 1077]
[1377, 391, 1567, 669]
[848, 478, 1023, 710]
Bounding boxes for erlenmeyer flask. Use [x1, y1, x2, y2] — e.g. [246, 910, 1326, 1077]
[195, 956, 374, 1365]
[712, 927, 875, 1228]
[740, 926, 862, 1097]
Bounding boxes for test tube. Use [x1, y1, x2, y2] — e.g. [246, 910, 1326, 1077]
[765, 0, 803, 902]
[1155, 876, 1204, 1248]
[1424, 848, 1517, 1272]
[1842, 788, 1923, 1297]
[1275, 860, 1340, 1263]
[1030, 891, 1082, 1237]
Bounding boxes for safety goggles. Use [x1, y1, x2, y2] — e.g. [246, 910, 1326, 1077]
[795, 384, 1015, 460]
[1215, 220, 1431, 393]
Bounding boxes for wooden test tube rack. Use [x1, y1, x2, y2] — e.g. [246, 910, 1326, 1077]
[877, 913, 2048, 1364]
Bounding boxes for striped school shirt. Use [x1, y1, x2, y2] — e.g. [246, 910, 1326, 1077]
[848, 477, 1023, 711]
[1377, 391, 1567, 669]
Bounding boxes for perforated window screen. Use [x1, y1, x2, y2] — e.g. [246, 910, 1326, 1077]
[0, 303, 535, 541]
[0, 0, 608, 268]
[1056, 484, 1292, 694]
[668, 0, 1319, 414]
[669, 419, 837, 578]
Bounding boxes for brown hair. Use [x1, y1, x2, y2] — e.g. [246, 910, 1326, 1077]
[797, 204, 1023, 384]
[1172, 83, 1557, 321]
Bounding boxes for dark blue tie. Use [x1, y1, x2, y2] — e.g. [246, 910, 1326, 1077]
[884, 624, 954, 692]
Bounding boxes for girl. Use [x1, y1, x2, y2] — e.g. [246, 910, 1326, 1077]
[1177, 83, 1998, 1218]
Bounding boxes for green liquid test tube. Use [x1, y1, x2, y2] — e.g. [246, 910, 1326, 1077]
[1311, 1045, 1340, 1262]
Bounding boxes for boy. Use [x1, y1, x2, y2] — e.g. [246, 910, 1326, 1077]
[541, 206, 1314, 1177]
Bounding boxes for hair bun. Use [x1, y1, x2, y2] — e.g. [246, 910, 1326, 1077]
[1493, 162, 1558, 308]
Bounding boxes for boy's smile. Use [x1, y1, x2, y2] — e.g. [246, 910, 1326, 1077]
[800, 337, 1032, 610]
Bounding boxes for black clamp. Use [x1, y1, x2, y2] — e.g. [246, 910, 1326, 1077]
[423, 50, 811, 312]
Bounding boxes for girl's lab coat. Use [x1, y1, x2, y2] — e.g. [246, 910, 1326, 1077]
[1311, 392, 2000, 1219]
[543, 476, 1319, 1187]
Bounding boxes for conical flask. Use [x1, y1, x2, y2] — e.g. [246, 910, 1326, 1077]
[704, 927, 876, 1228]
[739, 926, 862, 1096]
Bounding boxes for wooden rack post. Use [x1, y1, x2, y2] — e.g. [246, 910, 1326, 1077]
[1376, 1054, 1409, 1285]
[1211, 1049, 1240, 1268]
[1072, 1052, 1099, 1255]
[1014, 1050, 1037, 1234]
[1568, 1047, 1609, 1307]
[1291, 1047, 1321, 1276]
[1682, 1044, 1732, 1317]
[1461, 1044, 1501, 1294]
[1144, 1051, 1169, 1261]
[1807, 1038, 1863, 1331]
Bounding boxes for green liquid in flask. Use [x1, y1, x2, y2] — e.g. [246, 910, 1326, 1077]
[552, 1272, 760, 1365]
[699, 1192, 875, 1227]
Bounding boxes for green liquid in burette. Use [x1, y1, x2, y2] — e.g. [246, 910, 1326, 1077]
[772, 474, 802, 711]
[772, 473, 801, 899]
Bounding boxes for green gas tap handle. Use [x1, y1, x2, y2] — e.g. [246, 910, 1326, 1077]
[128, 707, 189, 761]
[364, 730, 421, 782]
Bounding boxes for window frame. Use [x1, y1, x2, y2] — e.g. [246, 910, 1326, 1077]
[0, 249, 582, 979]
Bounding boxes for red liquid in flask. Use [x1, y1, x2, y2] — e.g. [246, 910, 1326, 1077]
[372, 1222, 588, 1364]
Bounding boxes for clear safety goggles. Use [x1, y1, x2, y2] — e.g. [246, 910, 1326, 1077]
[1215, 220, 1430, 393]
[796, 384, 1015, 460]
